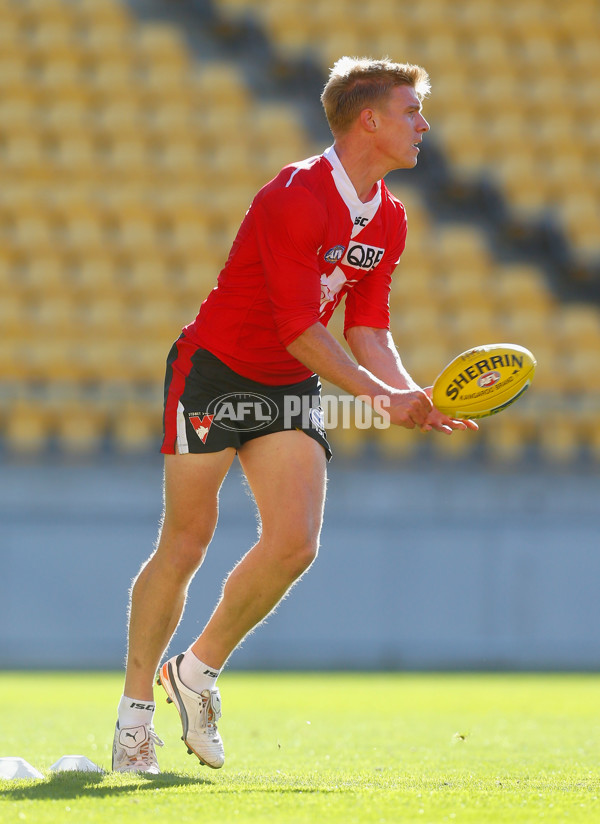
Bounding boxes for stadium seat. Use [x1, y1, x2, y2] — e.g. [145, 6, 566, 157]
[112, 401, 160, 454]
[70, 252, 119, 297]
[375, 423, 420, 460]
[487, 419, 531, 463]
[4, 401, 52, 455]
[538, 413, 581, 463]
[58, 204, 108, 254]
[55, 402, 106, 455]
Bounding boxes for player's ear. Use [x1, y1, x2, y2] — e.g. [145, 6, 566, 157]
[360, 108, 378, 133]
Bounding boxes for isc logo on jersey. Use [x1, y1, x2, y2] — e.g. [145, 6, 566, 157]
[342, 242, 385, 271]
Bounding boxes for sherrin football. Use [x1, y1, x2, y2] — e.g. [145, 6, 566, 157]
[432, 343, 536, 419]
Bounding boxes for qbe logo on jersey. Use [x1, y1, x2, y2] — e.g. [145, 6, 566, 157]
[342, 242, 385, 271]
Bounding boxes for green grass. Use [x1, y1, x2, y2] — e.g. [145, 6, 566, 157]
[1, 673, 599, 823]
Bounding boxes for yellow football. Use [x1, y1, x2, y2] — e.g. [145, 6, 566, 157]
[432, 343, 536, 419]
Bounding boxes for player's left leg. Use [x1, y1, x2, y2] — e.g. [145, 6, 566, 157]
[194, 428, 327, 666]
[157, 429, 327, 767]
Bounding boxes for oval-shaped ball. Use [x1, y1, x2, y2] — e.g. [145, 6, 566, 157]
[432, 343, 536, 419]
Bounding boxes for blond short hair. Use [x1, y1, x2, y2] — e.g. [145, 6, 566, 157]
[321, 56, 430, 137]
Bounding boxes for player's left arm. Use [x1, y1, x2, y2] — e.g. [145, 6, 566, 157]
[346, 326, 477, 434]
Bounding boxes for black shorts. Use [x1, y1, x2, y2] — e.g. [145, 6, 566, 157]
[161, 337, 332, 460]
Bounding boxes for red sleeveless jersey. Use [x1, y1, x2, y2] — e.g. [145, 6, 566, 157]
[184, 146, 407, 384]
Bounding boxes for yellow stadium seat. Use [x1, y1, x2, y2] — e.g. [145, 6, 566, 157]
[492, 152, 551, 214]
[467, 33, 512, 67]
[70, 252, 119, 296]
[145, 101, 194, 139]
[28, 29, 79, 63]
[522, 342, 565, 393]
[195, 62, 249, 107]
[556, 304, 600, 348]
[318, 31, 370, 72]
[483, 113, 531, 160]
[209, 142, 262, 185]
[108, 203, 160, 254]
[557, 194, 600, 259]
[176, 257, 224, 300]
[1, 293, 29, 334]
[492, 263, 555, 311]
[327, 423, 365, 459]
[87, 54, 136, 92]
[52, 133, 100, 175]
[434, 225, 492, 273]
[581, 399, 600, 461]
[415, 34, 465, 72]
[1, 133, 49, 178]
[19, 0, 72, 18]
[74, 337, 132, 382]
[389, 303, 446, 348]
[55, 403, 106, 455]
[553, 3, 598, 37]
[134, 22, 188, 60]
[4, 401, 51, 455]
[0, 11, 22, 48]
[93, 94, 145, 137]
[127, 257, 180, 302]
[6, 207, 56, 253]
[22, 255, 70, 303]
[0, 90, 40, 133]
[129, 298, 181, 339]
[58, 205, 108, 253]
[161, 205, 210, 256]
[569, 351, 600, 393]
[125, 339, 173, 383]
[215, 0, 255, 18]
[74, 0, 131, 25]
[257, 1, 312, 54]
[140, 60, 190, 96]
[538, 414, 581, 464]
[375, 424, 420, 461]
[82, 296, 129, 336]
[103, 136, 153, 178]
[484, 414, 532, 463]
[112, 401, 160, 454]
[389, 265, 437, 310]
[41, 90, 93, 135]
[432, 430, 477, 460]
[403, 341, 451, 387]
[446, 304, 507, 352]
[154, 137, 202, 178]
[500, 0, 555, 35]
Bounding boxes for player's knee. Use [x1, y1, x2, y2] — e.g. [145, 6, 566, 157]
[282, 535, 320, 579]
[157, 520, 215, 576]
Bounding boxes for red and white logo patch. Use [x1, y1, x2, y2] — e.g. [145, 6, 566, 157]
[477, 370, 501, 388]
[189, 414, 214, 444]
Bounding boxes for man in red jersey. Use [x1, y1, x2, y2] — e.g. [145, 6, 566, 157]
[112, 56, 477, 774]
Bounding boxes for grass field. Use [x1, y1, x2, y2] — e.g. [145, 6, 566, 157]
[0, 672, 598, 823]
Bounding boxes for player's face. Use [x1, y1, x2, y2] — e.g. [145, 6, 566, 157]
[373, 85, 430, 169]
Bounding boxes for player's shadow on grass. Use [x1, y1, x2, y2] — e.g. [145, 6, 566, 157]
[1, 770, 214, 800]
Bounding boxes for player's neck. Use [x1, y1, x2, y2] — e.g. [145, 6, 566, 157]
[332, 141, 381, 203]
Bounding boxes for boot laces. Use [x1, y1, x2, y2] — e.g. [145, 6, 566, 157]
[126, 728, 164, 768]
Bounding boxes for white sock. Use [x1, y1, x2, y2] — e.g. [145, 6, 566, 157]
[118, 694, 156, 729]
[178, 649, 221, 693]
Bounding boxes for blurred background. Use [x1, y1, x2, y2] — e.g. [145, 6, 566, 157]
[1, 0, 599, 671]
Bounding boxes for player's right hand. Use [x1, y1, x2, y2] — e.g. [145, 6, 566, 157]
[387, 388, 433, 429]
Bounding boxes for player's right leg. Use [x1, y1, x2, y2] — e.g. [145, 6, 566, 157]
[113, 448, 235, 773]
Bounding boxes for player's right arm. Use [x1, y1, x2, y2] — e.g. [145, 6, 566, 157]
[254, 185, 430, 429]
[286, 321, 431, 429]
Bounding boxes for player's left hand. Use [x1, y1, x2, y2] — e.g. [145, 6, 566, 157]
[420, 387, 479, 435]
